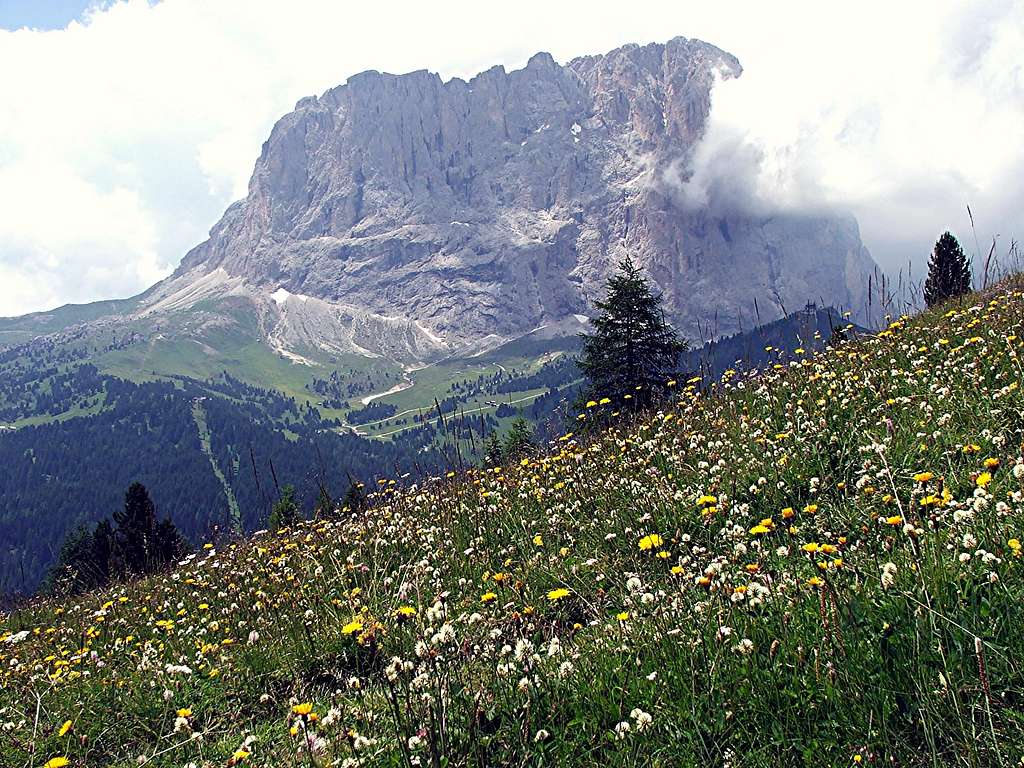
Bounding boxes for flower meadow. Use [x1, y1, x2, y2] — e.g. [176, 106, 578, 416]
[3, 282, 1024, 767]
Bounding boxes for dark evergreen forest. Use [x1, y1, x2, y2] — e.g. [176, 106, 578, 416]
[0, 372, 444, 595]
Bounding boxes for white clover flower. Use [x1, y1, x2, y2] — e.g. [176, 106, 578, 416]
[630, 708, 653, 731]
[881, 562, 898, 590]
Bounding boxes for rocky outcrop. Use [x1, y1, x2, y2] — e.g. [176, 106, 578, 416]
[149, 36, 875, 360]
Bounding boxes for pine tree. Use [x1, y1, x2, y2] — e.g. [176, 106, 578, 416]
[114, 482, 158, 574]
[269, 484, 301, 530]
[577, 256, 686, 406]
[502, 417, 536, 462]
[924, 231, 972, 307]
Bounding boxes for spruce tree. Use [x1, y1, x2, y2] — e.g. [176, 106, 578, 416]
[153, 518, 185, 566]
[483, 431, 504, 467]
[577, 256, 686, 406]
[924, 231, 972, 307]
[502, 417, 536, 462]
[269, 484, 301, 530]
[91, 519, 115, 586]
[49, 525, 96, 594]
[313, 485, 335, 519]
[114, 482, 158, 574]
[341, 480, 368, 515]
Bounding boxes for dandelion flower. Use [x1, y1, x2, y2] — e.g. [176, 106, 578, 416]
[546, 588, 571, 601]
[57, 720, 72, 737]
[341, 620, 364, 635]
[638, 534, 663, 551]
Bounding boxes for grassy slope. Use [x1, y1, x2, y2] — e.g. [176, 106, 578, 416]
[0, 295, 141, 342]
[3, 282, 1024, 767]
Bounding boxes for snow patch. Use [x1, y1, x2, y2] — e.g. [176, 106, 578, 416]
[271, 287, 309, 305]
[573, 314, 590, 324]
[415, 321, 444, 344]
[360, 380, 413, 405]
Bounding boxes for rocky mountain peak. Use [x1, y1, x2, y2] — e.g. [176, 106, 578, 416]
[154, 36, 873, 363]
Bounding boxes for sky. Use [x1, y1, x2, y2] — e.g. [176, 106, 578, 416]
[0, 0, 1021, 317]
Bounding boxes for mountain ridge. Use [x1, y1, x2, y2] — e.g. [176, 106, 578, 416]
[1, 35, 877, 367]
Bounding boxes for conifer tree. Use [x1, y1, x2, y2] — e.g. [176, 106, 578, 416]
[49, 525, 96, 594]
[342, 479, 368, 515]
[577, 256, 686, 406]
[269, 484, 301, 530]
[153, 518, 185, 566]
[314, 485, 335, 519]
[114, 482, 158, 573]
[91, 519, 115, 586]
[483, 431, 504, 467]
[924, 231, 972, 307]
[502, 417, 536, 462]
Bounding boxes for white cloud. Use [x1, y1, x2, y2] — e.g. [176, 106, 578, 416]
[0, 0, 1021, 316]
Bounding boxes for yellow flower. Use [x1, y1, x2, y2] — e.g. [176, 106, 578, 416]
[803, 504, 818, 514]
[396, 606, 417, 617]
[585, 400, 598, 408]
[638, 534, 663, 551]
[57, 719, 72, 736]
[1009, 538, 1021, 556]
[175, 708, 191, 718]
[807, 577, 824, 587]
[616, 611, 629, 621]
[43, 759, 69, 768]
[781, 507, 795, 519]
[983, 457, 1000, 469]
[749, 525, 771, 535]
[480, 592, 498, 604]
[801, 542, 819, 553]
[532, 534, 543, 547]
[292, 702, 314, 716]
[885, 515, 903, 526]
[546, 588, 571, 601]
[913, 471, 934, 483]
[341, 620, 364, 635]
[976, 472, 993, 488]
[696, 495, 717, 507]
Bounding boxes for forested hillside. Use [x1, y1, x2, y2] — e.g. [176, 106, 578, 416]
[0, 373, 444, 594]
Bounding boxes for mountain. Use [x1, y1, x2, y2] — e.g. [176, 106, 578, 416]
[0, 35, 877, 366]
[0, 36, 881, 594]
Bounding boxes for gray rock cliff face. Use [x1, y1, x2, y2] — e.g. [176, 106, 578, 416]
[149, 36, 875, 360]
